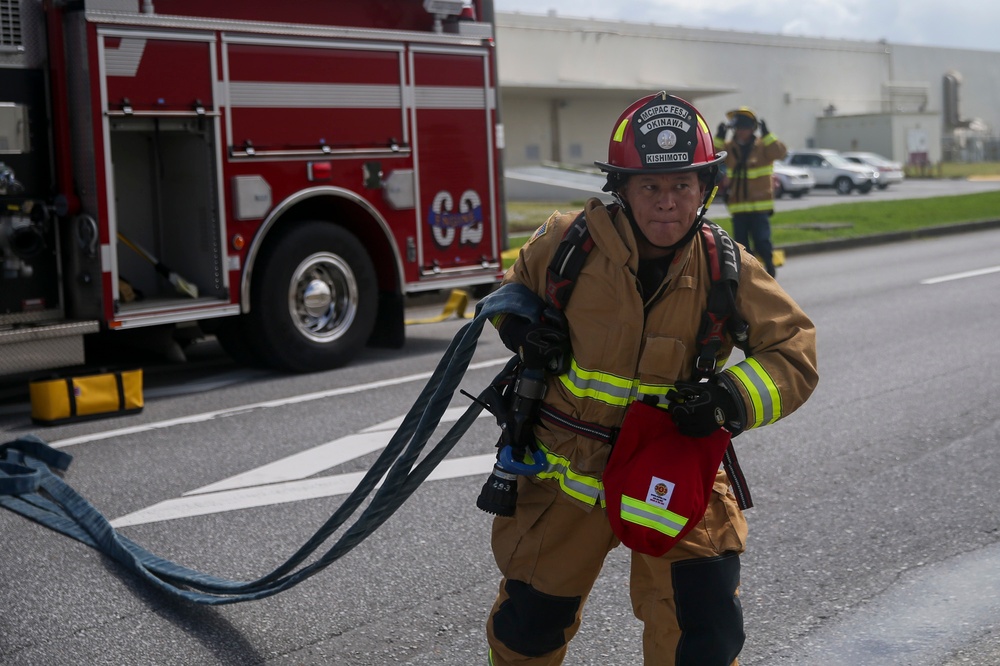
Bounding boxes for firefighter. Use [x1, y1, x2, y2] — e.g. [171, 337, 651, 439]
[485, 92, 817, 665]
[714, 107, 787, 277]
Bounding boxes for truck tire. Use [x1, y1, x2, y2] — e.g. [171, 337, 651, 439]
[249, 222, 377, 373]
[834, 177, 854, 195]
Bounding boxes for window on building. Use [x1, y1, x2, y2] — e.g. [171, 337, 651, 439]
[568, 143, 582, 160]
[525, 144, 540, 160]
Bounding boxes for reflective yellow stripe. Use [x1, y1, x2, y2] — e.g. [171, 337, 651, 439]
[697, 114, 710, 134]
[613, 118, 629, 143]
[744, 164, 774, 179]
[559, 358, 636, 406]
[724, 358, 781, 428]
[714, 136, 726, 151]
[636, 382, 674, 402]
[727, 199, 776, 213]
[621, 495, 688, 537]
[559, 357, 676, 407]
[762, 133, 778, 146]
[536, 441, 603, 505]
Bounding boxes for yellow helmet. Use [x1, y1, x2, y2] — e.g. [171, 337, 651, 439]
[726, 106, 758, 130]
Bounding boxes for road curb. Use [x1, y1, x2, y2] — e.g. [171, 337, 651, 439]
[779, 218, 1000, 257]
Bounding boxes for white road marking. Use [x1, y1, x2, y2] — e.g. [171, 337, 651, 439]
[185, 406, 489, 495]
[921, 265, 1000, 284]
[110, 402, 500, 527]
[111, 453, 496, 528]
[50, 357, 509, 449]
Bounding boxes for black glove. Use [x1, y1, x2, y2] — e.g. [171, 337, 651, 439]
[715, 122, 728, 140]
[666, 381, 739, 438]
[495, 313, 570, 375]
[758, 119, 770, 136]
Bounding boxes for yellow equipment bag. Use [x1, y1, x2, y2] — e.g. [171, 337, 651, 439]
[30, 369, 144, 425]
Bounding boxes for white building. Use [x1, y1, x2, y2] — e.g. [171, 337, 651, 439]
[495, 12, 1000, 168]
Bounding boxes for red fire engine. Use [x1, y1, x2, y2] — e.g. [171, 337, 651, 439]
[0, 0, 505, 376]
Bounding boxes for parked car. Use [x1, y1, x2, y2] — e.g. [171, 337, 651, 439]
[785, 149, 878, 194]
[773, 161, 815, 198]
[841, 151, 905, 189]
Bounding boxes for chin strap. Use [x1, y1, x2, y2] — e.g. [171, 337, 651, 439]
[613, 176, 720, 253]
[620, 203, 706, 253]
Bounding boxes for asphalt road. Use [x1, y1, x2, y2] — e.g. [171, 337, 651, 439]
[3, 227, 1000, 664]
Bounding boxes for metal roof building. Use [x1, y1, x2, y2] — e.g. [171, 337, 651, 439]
[495, 12, 1000, 168]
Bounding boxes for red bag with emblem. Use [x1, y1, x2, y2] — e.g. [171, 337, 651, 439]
[603, 400, 731, 557]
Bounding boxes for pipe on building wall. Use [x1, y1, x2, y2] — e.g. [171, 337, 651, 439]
[549, 99, 562, 163]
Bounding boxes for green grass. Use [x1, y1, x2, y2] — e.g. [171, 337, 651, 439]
[505, 190, 1000, 251]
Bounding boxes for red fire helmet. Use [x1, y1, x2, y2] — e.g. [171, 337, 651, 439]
[595, 92, 725, 177]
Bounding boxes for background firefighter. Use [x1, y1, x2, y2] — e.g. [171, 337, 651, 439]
[484, 93, 817, 665]
[714, 107, 787, 277]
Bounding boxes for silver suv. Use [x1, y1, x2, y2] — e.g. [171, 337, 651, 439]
[785, 149, 878, 195]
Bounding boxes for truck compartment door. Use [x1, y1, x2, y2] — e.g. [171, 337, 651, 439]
[100, 31, 229, 321]
[410, 48, 499, 278]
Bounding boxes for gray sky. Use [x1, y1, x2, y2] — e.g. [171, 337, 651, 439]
[492, 0, 1000, 52]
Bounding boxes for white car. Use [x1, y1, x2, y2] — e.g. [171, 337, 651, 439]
[773, 161, 815, 198]
[785, 149, 878, 195]
[842, 152, 905, 189]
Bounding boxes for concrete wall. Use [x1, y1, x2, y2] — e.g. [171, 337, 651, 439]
[495, 12, 1000, 168]
[814, 113, 942, 165]
[815, 116, 896, 158]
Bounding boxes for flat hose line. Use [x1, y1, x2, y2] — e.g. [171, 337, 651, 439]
[0, 283, 543, 605]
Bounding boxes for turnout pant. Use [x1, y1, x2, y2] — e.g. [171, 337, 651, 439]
[731, 211, 775, 277]
[486, 471, 748, 665]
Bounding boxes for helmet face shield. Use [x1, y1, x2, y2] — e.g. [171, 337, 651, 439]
[596, 92, 725, 178]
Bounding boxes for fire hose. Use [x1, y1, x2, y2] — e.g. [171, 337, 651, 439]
[0, 283, 543, 605]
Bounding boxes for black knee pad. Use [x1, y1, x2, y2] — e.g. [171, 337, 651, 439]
[492, 579, 581, 658]
[672, 551, 745, 666]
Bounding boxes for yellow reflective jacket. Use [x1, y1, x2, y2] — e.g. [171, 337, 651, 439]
[715, 132, 787, 214]
[501, 199, 817, 504]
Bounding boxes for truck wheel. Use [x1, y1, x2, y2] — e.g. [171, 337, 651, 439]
[249, 222, 377, 372]
[834, 177, 854, 195]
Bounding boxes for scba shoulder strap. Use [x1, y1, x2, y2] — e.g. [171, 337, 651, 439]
[543, 211, 753, 510]
[544, 208, 596, 313]
[694, 221, 749, 380]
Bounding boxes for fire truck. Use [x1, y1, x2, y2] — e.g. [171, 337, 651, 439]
[0, 0, 505, 376]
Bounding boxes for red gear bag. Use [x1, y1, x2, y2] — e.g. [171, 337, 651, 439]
[603, 400, 732, 557]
